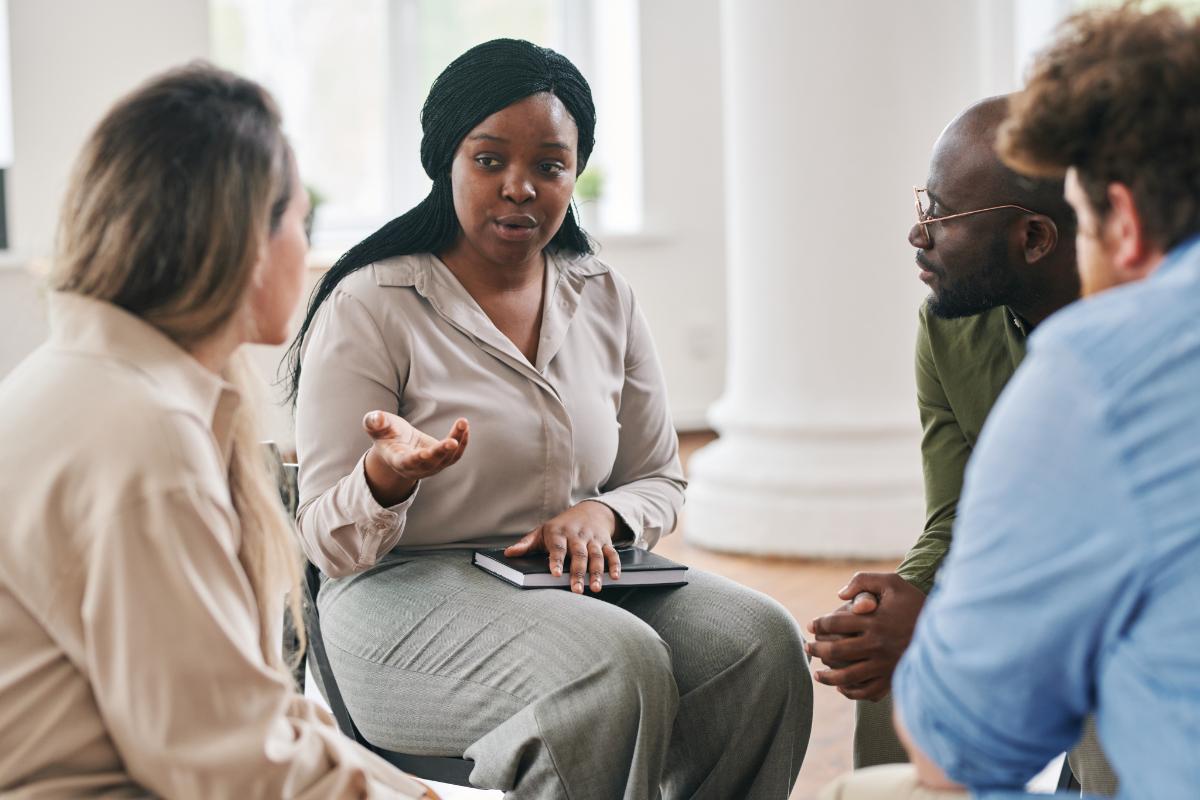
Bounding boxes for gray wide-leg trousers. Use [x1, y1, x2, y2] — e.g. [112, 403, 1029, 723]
[318, 550, 813, 800]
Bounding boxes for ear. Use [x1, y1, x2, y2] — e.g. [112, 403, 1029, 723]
[1104, 182, 1161, 278]
[1020, 214, 1059, 265]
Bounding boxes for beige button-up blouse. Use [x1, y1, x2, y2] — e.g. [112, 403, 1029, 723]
[295, 251, 686, 577]
[0, 293, 426, 799]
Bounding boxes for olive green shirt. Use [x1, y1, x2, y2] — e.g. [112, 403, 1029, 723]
[895, 302, 1028, 593]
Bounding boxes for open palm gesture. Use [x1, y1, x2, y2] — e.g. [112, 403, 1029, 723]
[360, 411, 469, 506]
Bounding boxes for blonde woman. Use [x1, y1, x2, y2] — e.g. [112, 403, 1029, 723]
[0, 65, 432, 799]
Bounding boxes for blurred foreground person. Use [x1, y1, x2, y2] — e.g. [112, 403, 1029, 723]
[823, 5, 1200, 799]
[0, 65, 433, 799]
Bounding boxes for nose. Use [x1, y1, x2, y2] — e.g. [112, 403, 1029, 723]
[501, 169, 536, 205]
[908, 221, 932, 249]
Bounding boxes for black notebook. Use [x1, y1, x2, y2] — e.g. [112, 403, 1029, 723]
[473, 547, 689, 590]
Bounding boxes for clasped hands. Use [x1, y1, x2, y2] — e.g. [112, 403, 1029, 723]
[805, 572, 926, 702]
[361, 410, 622, 595]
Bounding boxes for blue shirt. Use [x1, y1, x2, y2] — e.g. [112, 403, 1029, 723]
[894, 235, 1200, 800]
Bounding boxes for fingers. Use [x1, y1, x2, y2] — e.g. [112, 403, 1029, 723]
[587, 541, 604, 593]
[547, 534, 568, 577]
[837, 678, 891, 702]
[363, 410, 394, 439]
[504, 527, 541, 557]
[446, 418, 469, 444]
[808, 610, 871, 638]
[850, 591, 879, 615]
[445, 419, 470, 465]
[569, 541, 589, 594]
[814, 659, 884, 689]
[837, 571, 895, 601]
[805, 634, 875, 667]
[602, 542, 621, 580]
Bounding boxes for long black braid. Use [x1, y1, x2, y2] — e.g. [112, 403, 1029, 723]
[283, 38, 597, 403]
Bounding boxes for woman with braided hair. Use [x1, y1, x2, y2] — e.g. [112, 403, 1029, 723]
[289, 38, 812, 798]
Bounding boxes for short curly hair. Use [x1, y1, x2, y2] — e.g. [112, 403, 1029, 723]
[998, 3, 1200, 251]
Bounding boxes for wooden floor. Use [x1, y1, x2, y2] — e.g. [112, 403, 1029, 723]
[657, 432, 897, 800]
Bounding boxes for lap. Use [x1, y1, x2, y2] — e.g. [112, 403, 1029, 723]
[317, 550, 807, 752]
[608, 567, 809, 691]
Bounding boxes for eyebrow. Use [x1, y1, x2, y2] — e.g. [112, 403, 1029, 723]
[926, 189, 952, 211]
[467, 133, 572, 151]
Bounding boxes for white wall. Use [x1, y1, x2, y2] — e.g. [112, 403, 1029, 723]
[0, 0, 1039, 450]
[0, 0, 728, 446]
[0, 0, 210, 373]
[600, 0, 728, 430]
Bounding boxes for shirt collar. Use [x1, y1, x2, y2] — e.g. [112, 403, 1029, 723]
[371, 248, 609, 289]
[1156, 232, 1200, 279]
[371, 250, 609, 379]
[1004, 306, 1029, 337]
[47, 292, 241, 463]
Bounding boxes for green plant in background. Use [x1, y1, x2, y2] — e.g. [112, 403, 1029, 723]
[304, 184, 325, 242]
[575, 167, 605, 204]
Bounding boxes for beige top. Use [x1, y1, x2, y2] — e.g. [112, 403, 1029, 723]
[0, 293, 426, 799]
[296, 252, 686, 577]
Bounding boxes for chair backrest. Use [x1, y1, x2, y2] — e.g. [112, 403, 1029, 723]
[298, 560, 364, 739]
[264, 444, 476, 787]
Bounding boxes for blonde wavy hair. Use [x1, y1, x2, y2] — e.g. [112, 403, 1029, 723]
[50, 63, 304, 674]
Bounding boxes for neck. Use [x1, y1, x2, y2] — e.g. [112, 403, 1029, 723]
[189, 321, 243, 376]
[438, 238, 544, 295]
[1009, 256, 1082, 329]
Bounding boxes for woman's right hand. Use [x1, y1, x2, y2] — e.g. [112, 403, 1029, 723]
[362, 411, 469, 506]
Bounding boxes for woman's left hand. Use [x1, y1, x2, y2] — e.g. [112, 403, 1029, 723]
[504, 501, 623, 594]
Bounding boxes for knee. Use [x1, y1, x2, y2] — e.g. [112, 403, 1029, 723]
[738, 592, 809, 671]
[604, 624, 677, 695]
[582, 625, 679, 734]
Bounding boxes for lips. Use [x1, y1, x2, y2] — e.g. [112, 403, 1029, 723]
[493, 214, 539, 243]
[916, 253, 940, 284]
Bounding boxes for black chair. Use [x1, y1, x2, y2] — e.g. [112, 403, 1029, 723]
[268, 452, 476, 788]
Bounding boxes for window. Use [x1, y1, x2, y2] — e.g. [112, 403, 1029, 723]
[210, 0, 642, 250]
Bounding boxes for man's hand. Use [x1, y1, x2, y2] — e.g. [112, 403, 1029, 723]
[504, 501, 622, 594]
[805, 572, 927, 701]
[362, 412, 469, 506]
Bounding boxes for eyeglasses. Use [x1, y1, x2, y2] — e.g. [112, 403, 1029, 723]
[914, 186, 1036, 227]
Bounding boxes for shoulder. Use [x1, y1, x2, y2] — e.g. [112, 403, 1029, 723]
[311, 255, 432, 342]
[0, 349, 229, 515]
[557, 250, 636, 312]
[919, 302, 1011, 349]
[1031, 270, 1199, 397]
[331, 254, 426, 306]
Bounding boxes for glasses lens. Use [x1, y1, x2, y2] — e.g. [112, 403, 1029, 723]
[916, 190, 932, 221]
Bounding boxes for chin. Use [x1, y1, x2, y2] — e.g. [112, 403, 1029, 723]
[486, 240, 547, 267]
[249, 323, 290, 347]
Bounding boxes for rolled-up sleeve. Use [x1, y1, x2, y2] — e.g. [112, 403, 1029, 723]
[296, 289, 415, 577]
[894, 346, 1147, 789]
[594, 295, 687, 550]
[81, 485, 428, 799]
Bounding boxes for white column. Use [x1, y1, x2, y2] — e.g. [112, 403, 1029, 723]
[686, 0, 997, 558]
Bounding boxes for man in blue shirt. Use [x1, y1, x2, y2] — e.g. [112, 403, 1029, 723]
[821, 5, 1200, 798]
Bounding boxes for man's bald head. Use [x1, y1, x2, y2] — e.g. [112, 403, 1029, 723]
[913, 95, 1080, 323]
[930, 95, 1075, 233]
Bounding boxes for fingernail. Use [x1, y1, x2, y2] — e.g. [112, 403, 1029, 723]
[367, 412, 382, 427]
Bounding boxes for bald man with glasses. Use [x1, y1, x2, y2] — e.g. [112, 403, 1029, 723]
[805, 96, 1117, 795]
